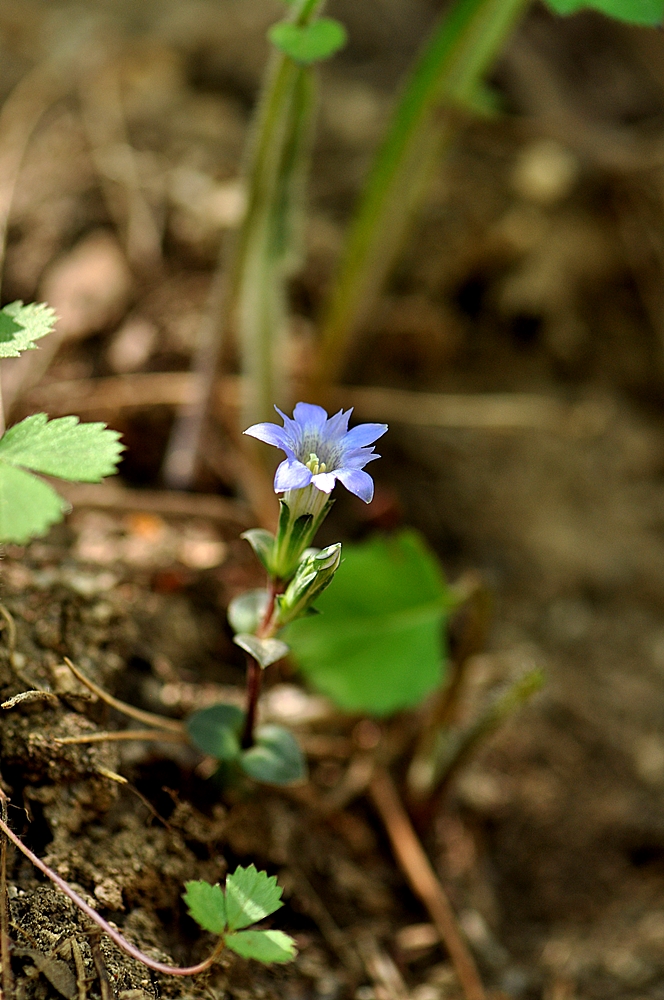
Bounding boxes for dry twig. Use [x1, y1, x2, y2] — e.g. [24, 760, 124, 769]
[369, 768, 486, 1000]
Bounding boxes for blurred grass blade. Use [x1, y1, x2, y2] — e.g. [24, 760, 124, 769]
[314, 0, 531, 387]
[407, 669, 543, 801]
[233, 0, 324, 430]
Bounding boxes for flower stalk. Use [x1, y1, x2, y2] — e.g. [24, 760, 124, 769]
[231, 403, 387, 761]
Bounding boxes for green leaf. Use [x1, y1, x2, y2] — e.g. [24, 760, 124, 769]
[543, 0, 664, 24]
[285, 530, 452, 716]
[233, 634, 289, 669]
[226, 930, 297, 964]
[227, 589, 269, 635]
[0, 463, 67, 544]
[0, 301, 56, 359]
[240, 724, 307, 786]
[0, 414, 123, 482]
[186, 703, 244, 760]
[225, 865, 284, 932]
[241, 529, 275, 572]
[183, 880, 227, 934]
[269, 18, 347, 65]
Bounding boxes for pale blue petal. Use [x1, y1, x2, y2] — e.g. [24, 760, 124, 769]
[311, 471, 338, 494]
[341, 448, 380, 469]
[274, 406, 301, 446]
[325, 408, 352, 440]
[342, 423, 388, 450]
[336, 468, 374, 503]
[244, 421, 291, 451]
[293, 402, 328, 431]
[274, 458, 312, 492]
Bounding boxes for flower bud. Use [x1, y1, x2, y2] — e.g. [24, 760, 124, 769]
[275, 543, 342, 626]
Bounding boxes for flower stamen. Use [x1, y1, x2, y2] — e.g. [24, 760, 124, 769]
[305, 453, 326, 475]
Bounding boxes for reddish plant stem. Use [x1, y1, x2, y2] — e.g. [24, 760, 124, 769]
[0, 795, 14, 1000]
[241, 577, 284, 749]
[241, 655, 263, 749]
[0, 798, 224, 978]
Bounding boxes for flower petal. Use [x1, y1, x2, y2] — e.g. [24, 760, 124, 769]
[311, 471, 338, 494]
[342, 422, 388, 450]
[341, 447, 380, 469]
[324, 407, 352, 441]
[274, 406, 300, 444]
[335, 467, 375, 503]
[293, 402, 328, 432]
[244, 421, 291, 451]
[274, 458, 312, 492]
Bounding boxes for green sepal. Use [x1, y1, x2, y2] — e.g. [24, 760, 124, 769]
[269, 18, 347, 65]
[240, 724, 307, 786]
[226, 930, 297, 964]
[183, 880, 227, 934]
[227, 589, 270, 635]
[234, 634, 290, 669]
[275, 543, 342, 627]
[225, 865, 284, 931]
[186, 703, 244, 760]
[241, 529, 276, 573]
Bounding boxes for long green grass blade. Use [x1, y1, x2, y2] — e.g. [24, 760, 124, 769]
[314, 0, 531, 386]
[233, 0, 324, 430]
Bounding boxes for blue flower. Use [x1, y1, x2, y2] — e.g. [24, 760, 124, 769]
[244, 402, 387, 503]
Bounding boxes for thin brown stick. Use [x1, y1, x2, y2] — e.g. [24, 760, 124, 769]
[54, 729, 187, 746]
[79, 50, 162, 273]
[87, 933, 111, 1000]
[162, 250, 232, 491]
[55, 482, 250, 527]
[0, 58, 72, 295]
[62, 659, 184, 734]
[0, 796, 14, 1000]
[369, 768, 486, 1000]
[26, 373, 609, 436]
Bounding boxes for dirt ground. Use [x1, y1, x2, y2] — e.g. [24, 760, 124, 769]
[2, 1, 664, 998]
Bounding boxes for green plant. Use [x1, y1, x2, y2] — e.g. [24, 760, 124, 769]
[0, 302, 123, 543]
[0, 800, 297, 975]
[184, 864, 296, 964]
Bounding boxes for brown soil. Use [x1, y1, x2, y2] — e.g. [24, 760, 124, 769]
[3, 2, 664, 999]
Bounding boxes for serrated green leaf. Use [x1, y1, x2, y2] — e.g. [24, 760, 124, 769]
[225, 865, 284, 932]
[0, 414, 123, 482]
[543, 0, 664, 24]
[186, 703, 244, 760]
[227, 589, 269, 635]
[0, 301, 56, 359]
[285, 530, 452, 716]
[183, 880, 227, 934]
[240, 724, 307, 786]
[226, 930, 297, 964]
[269, 19, 347, 65]
[233, 634, 289, 668]
[0, 463, 67, 544]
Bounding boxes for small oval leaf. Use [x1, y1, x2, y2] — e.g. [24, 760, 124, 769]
[234, 634, 289, 669]
[240, 724, 307, 785]
[228, 589, 270, 635]
[268, 19, 347, 65]
[186, 703, 244, 760]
